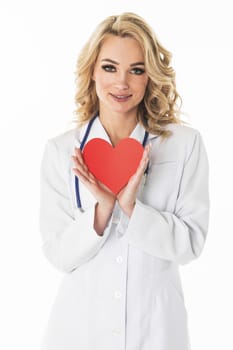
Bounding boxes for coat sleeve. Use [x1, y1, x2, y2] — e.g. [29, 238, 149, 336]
[123, 130, 210, 265]
[39, 138, 112, 273]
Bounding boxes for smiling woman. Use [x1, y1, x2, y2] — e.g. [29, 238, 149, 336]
[39, 12, 209, 350]
[92, 35, 149, 141]
[74, 12, 181, 138]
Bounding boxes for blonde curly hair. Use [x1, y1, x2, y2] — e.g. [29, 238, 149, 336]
[72, 12, 182, 137]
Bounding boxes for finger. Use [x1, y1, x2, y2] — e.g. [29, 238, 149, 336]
[141, 144, 151, 162]
[73, 166, 97, 186]
[129, 155, 149, 186]
[137, 143, 151, 172]
[72, 158, 92, 181]
[74, 147, 83, 162]
[75, 165, 100, 188]
[72, 150, 96, 184]
[88, 172, 102, 185]
[71, 155, 85, 173]
[72, 158, 99, 187]
[72, 167, 91, 184]
[71, 155, 82, 167]
[74, 147, 89, 171]
[138, 153, 149, 173]
[71, 149, 89, 174]
[146, 142, 152, 154]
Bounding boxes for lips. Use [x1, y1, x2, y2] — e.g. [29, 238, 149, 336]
[110, 93, 132, 102]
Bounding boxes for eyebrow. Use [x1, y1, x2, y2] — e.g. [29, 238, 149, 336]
[101, 58, 145, 66]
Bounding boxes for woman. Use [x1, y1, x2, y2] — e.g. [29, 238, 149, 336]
[40, 12, 209, 350]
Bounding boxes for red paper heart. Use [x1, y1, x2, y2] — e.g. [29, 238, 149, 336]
[82, 138, 144, 194]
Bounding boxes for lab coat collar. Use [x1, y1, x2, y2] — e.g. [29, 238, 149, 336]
[77, 115, 158, 146]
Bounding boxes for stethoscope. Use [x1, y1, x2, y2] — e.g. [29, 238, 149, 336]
[75, 113, 149, 211]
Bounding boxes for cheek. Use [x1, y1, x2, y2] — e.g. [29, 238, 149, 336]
[142, 76, 149, 89]
[135, 77, 148, 95]
[95, 75, 113, 91]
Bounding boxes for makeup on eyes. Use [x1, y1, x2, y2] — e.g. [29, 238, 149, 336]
[101, 59, 145, 75]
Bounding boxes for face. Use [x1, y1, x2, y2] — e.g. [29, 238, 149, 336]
[92, 35, 148, 118]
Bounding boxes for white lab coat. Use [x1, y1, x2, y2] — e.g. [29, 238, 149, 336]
[39, 117, 209, 350]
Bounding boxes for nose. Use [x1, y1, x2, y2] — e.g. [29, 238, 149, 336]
[114, 71, 129, 90]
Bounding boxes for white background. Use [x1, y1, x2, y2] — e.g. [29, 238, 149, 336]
[0, 0, 232, 349]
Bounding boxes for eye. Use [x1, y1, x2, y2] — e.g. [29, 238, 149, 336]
[101, 64, 116, 72]
[130, 67, 145, 75]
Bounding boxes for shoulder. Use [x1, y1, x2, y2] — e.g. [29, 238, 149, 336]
[152, 123, 205, 163]
[166, 122, 200, 140]
[164, 123, 202, 151]
[47, 126, 81, 155]
[41, 126, 82, 174]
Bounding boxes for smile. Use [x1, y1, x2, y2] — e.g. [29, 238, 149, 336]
[110, 93, 132, 102]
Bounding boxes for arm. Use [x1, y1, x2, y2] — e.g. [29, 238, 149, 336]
[122, 131, 210, 264]
[39, 139, 113, 273]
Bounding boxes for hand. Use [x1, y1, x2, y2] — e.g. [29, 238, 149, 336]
[71, 147, 116, 235]
[71, 147, 116, 208]
[117, 144, 151, 217]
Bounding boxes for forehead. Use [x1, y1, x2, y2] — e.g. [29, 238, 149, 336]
[97, 35, 144, 62]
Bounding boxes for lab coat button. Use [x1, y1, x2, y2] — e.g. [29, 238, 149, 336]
[114, 291, 122, 299]
[116, 255, 123, 263]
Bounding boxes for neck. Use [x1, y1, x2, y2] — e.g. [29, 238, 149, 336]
[99, 111, 138, 146]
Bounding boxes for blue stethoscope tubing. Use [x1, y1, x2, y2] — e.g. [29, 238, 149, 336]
[75, 114, 149, 211]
